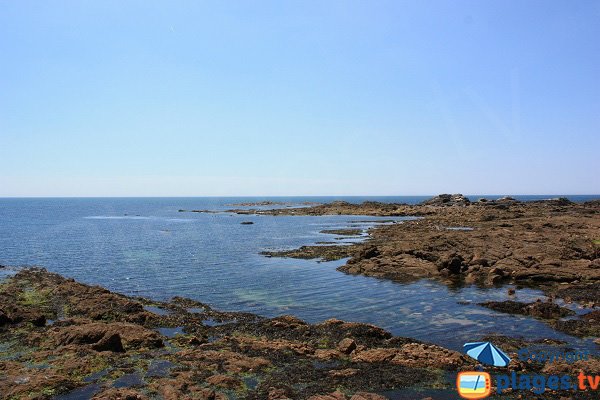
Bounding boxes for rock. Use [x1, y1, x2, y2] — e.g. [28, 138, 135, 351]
[0, 310, 12, 326]
[328, 368, 359, 378]
[178, 348, 271, 373]
[486, 274, 503, 285]
[206, 374, 242, 389]
[524, 300, 573, 319]
[438, 254, 465, 274]
[352, 348, 398, 363]
[507, 288, 516, 296]
[308, 391, 346, 400]
[350, 393, 388, 400]
[268, 387, 293, 400]
[356, 246, 380, 260]
[91, 332, 125, 352]
[479, 300, 575, 319]
[337, 338, 357, 354]
[421, 194, 470, 206]
[547, 197, 573, 206]
[553, 310, 600, 337]
[53, 322, 162, 352]
[92, 388, 149, 400]
[497, 196, 517, 202]
[240, 221, 254, 225]
[188, 336, 205, 346]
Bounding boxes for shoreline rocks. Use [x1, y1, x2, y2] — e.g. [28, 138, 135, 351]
[0, 268, 475, 399]
[253, 195, 600, 298]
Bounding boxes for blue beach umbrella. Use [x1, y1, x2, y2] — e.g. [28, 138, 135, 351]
[463, 342, 511, 367]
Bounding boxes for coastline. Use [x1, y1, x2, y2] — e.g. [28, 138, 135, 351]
[1, 268, 469, 399]
[1, 195, 599, 399]
[1, 268, 598, 399]
[227, 195, 600, 297]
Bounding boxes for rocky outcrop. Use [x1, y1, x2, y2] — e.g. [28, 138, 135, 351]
[553, 310, 600, 337]
[52, 321, 163, 351]
[420, 193, 471, 206]
[259, 197, 600, 295]
[479, 300, 576, 319]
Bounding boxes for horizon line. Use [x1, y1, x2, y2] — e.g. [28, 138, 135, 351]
[1, 194, 599, 199]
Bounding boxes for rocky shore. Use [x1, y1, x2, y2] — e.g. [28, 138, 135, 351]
[1, 268, 598, 399]
[2, 195, 599, 399]
[253, 195, 600, 354]
[0, 268, 470, 400]
[251, 195, 600, 298]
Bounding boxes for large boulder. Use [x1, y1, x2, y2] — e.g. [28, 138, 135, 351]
[53, 322, 163, 352]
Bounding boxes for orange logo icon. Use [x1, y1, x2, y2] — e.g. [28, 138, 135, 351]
[457, 371, 491, 399]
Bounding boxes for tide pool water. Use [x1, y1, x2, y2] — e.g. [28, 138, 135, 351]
[0, 197, 597, 351]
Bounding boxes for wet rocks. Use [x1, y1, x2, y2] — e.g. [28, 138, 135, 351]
[92, 388, 149, 400]
[551, 282, 600, 305]
[553, 310, 600, 337]
[230, 200, 417, 217]
[261, 245, 355, 262]
[260, 197, 600, 299]
[351, 343, 470, 369]
[1, 263, 594, 399]
[0, 268, 470, 399]
[437, 253, 467, 275]
[320, 229, 362, 236]
[479, 300, 575, 319]
[355, 246, 380, 260]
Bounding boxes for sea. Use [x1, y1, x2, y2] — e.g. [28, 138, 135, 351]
[0, 195, 598, 351]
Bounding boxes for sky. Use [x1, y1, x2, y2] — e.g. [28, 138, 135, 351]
[1, 1, 599, 196]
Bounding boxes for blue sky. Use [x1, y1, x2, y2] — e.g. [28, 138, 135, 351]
[1, 1, 598, 196]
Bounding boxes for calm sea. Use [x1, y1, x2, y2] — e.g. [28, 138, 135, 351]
[0, 195, 598, 351]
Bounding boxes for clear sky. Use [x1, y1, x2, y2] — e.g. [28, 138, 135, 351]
[1, 1, 598, 196]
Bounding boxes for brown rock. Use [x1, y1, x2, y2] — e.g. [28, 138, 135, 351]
[337, 338, 357, 354]
[157, 385, 180, 400]
[350, 393, 388, 400]
[308, 391, 347, 400]
[92, 388, 149, 400]
[268, 387, 293, 400]
[206, 374, 242, 389]
[328, 368, 359, 378]
[53, 322, 163, 351]
[91, 332, 125, 352]
[352, 348, 399, 363]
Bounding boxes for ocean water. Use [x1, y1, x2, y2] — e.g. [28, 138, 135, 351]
[0, 196, 598, 351]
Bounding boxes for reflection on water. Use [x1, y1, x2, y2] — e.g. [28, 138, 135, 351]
[0, 198, 596, 352]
